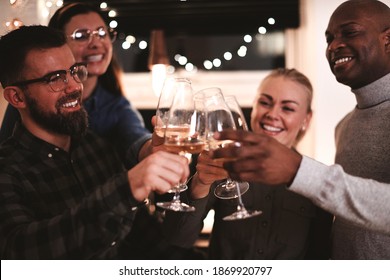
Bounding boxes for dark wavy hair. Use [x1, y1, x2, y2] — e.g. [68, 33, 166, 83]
[48, 2, 123, 96]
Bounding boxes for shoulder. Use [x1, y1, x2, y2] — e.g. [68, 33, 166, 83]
[94, 84, 132, 109]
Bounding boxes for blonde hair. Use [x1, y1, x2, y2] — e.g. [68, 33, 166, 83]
[258, 68, 314, 144]
[260, 68, 313, 114]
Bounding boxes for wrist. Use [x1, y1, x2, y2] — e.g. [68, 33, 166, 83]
[190, 172, 211, 199]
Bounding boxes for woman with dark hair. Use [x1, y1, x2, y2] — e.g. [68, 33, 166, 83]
[0, 2, 152, 168]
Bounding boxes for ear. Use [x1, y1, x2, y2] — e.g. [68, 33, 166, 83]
[3, 86, 26, 109]
[384, 28, 390, 53]
[302, 111, 313, 131]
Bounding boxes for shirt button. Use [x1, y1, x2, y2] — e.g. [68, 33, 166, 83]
[262, 221, 268, 227]
[265, 195, 271, 201]
[257, 249, 264, 255]
[54, 148, 60, 151]
[48, 153, 53, 158]
[300, 206, 306, 213]
[110, 241, 116, 247]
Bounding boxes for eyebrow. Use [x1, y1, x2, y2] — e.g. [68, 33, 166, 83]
[325, 21, 361, 35]
[260, 93, 300, 106]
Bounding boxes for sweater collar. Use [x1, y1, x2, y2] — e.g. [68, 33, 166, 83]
[352, 73, 390, 109]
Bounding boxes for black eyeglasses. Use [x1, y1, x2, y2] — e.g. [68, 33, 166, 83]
[69, 27, 117, 43]
[12, 63, 88, 92]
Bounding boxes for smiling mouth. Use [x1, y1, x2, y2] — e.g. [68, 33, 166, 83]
[62, 99, 79, 108]
[334, 56, 352, 66]
[261, 124, 283, 133]
[85, 54, 104, 63]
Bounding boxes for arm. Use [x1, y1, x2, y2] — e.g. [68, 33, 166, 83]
[0, 172, 137, 259]
[0, 150, 189, 259]
[212, 130, 390, 234]
[290, 157, 390, 234]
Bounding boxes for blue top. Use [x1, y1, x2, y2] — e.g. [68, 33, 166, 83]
[0, 83, 152, 168]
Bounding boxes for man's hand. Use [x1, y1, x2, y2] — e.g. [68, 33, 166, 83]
[210, 130, 302, 186]
[128, 151, 190, 201]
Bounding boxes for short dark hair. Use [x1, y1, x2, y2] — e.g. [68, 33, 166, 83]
[0, 25, 66, 88]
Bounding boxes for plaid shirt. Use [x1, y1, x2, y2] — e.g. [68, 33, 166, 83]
[0, 123, 140, 259]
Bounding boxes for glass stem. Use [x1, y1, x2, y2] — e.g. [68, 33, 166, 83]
[225, 177, 235, 190]
[235, 181, 245, 211]
[172, 189, 181, 204]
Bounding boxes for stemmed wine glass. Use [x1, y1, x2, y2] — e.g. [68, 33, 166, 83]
[155, 77, 193, 186]
[156, 79, 205, 212]
[220, 95, 262, 221]
[155, 77, 192, 138]
[195, 88, 249, 199]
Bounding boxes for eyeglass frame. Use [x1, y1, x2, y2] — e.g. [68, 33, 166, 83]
[11, 62, 88, 92]
[68, 26, 117, 43]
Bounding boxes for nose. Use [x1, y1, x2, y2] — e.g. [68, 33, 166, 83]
[265, 106, 279, 120]
[64, 72, 82, 93]
[327, 36, 346, 53]
[88, 33, 101, 45]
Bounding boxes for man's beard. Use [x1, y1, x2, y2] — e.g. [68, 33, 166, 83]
[25, 91, 88, 137]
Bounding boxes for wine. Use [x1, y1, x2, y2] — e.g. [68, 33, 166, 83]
[164, 125, 205, 154]
[154, 126, 166, 137]
[164, 125, 191, 137]
[164, 140, 205, 154]
[208, 139, 238, 162]
[208, 139, 234, 151]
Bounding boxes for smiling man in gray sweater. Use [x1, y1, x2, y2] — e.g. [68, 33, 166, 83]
[211, 0, 390, 259]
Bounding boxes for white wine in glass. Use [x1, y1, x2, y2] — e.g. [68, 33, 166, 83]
[220, 95, 262, 221]
[156, 80, 205, 212]
[155, 77, 193, 188]
[155, 77, 192, 137]
[194, 88, 250, 199]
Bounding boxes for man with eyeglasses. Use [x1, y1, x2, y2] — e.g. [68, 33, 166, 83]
[0, 25, 190, 259]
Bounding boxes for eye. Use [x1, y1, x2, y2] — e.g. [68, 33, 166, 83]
[258, 99, 271, 107]
[47, 73, 65, 84]
[282, 106, 295, 112]
[97, 28, 107, 38]
[73, 30, 89, 40]
[343, 30, 359, 37]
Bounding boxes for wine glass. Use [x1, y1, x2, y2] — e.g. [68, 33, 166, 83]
[155, 77, 193, 180]
[220, 95, 262, 221]
[213, 95, 250, 200]
[155, 77, 192, 138]
[156, 81, 205, 212]
[194, 88, 249, 199]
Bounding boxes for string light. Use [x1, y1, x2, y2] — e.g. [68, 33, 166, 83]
[5, 18, 23, 31]
[100, 2, 108, 10]
[101, 4, 278, 72]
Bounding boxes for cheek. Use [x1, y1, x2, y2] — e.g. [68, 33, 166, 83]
[250, 108, 263, 129]
[284, 117, 303, 137]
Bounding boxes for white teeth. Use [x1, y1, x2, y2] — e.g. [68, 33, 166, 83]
[262, 124, 282, 132]
[335, 57, 352, 65]
[62, 100, 78, 108]
[86, 54, 103, 62]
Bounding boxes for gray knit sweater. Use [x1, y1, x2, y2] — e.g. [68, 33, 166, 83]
[290, 73, 390, 259]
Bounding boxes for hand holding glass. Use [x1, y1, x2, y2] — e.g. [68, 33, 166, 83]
[156, 80, 204, 212]
[220, 95, 262, 221]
